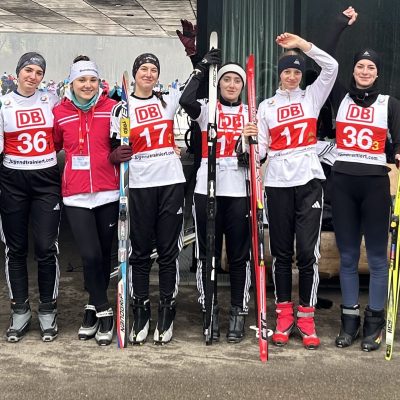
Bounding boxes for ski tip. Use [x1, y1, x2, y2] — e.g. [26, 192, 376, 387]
[209, 31, 218, 48]
[246, 54, 255, 72]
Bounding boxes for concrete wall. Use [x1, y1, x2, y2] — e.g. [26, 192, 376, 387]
[0, 32, 193, 85]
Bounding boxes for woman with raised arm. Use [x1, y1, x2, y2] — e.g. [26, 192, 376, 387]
[252, 33, 338, 350]
[0, 52, 61, 342]
[331, 47, 400, 351]
[53, 56, 119, 346]
[180, 51, 253, 343]
[110, 54, 185, 345]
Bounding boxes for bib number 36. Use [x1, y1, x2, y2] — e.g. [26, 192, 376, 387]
[17, 131, 48, 154]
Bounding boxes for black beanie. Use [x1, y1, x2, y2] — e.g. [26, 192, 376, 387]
[132, 53, 160, 79]
[278, 54, 305, 76]
[353, 48, 380, 73]
[16, 52, 46, 76]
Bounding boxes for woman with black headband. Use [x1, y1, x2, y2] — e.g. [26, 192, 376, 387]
[53, 55, 118, 346]
[0, 52, 61, 342]
[179, 53, 253, 343]
[330, 46, 400, 351]
[246, 33, 338, 350]
[110, 53, 185, 345]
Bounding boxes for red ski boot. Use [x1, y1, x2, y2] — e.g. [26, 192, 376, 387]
[297, 305, 320, 350]
[272, 302, 295, 346]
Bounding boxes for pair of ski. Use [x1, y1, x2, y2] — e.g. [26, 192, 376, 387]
[385, 171, 400, 360]
[204, 32, 268, 362]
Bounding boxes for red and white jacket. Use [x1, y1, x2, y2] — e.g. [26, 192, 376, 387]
[53, 94, 118, 197]
[257, 44, 338, 187]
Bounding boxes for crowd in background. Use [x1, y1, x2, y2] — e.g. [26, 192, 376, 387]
[0, 72, 182, 98]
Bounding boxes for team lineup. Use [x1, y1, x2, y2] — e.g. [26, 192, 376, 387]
[1, 6, 400, 362]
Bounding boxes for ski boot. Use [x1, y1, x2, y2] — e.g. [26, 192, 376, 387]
[78, 305, 99, 340]
[361, 306, 385, 352]
[227, 306, 246, 343]
[6, 301, 32, 342]
[335, 305, 360, 348]
[129, 298, 151, 345]
[154, 299, 176, 345]
[38, 301, 58, 342]
[203, 304, 220, 342]
[95, 308, 114, 346]
[272, 302, 294, 346]
[297, 305, 320, 350]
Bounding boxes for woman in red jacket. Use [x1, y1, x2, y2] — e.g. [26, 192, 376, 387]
[53, 56, 119, 346]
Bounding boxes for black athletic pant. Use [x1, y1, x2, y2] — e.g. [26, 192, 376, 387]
[0, 165, 61, 304]
[265, 179, 323, 307]
[129, 183, 184, 300]
[193, 194, 251, 311]
[65, 201, 119, 311]
[331, 172, 391, 311]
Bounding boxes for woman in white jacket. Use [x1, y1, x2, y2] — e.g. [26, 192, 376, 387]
[246, 33, 338, 350]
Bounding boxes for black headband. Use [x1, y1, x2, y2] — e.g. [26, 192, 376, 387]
[353, 48, 380, 73]
[16, 52, 46, 76]
[132, 53, 160, 79]
[278, 55, 305, 76]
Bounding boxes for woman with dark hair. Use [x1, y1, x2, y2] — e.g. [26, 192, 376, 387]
[0, 52, 61, 342]
[250, 33, 338, 350]
[110, 53, 185, 345]
[179, 51, 253, 343]
[331, 48, 400, 351]
[53, 55, 119, 346]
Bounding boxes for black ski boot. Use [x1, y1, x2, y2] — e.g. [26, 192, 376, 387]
[38, 301, 58, 342]
[129, 298, 151, 345]
[335, 305, 360, 348]
[227, 306, 246, 343]
[202, 304, 220, 341]
[95, 308, 114, 346]
[154, 299, 176, 345]
[361, 306, 385, 352]
[78, 305, 99, 340]
[6, 301, 32, 342]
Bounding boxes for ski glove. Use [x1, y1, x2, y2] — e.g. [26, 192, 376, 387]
[109, 145, 133, 164]
[176, 19, 197, 56]
[196, 48, 222, 73]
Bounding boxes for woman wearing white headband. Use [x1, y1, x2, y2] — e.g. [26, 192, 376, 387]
[53, 55, 119, 346]
[244, 33, 338, 350]
[180, 50, 253, 343]
[0, 52, 61, 343]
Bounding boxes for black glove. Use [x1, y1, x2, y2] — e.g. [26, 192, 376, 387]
[196, 48, 222, 73]
[176, 19, 197, 56]
[235, 137, 249, 168]
[109, 145, 133, 164]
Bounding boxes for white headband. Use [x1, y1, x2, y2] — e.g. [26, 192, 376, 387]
[217, 64, 246, 86]
[68, 61, 99, 83]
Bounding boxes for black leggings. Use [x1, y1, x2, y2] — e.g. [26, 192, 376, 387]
[0, 165, 61, 304]
[65, 201, 119, 310]
[129, 184, 184, 301]
[331, 172, 391, 310]
[193, 194, 251, 311]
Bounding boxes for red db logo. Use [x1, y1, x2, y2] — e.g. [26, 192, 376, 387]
[135, 105, 162, 123]
[346, 104, 374, 123]
[277, 104, 304, 122]
[16, 109, 45, 128]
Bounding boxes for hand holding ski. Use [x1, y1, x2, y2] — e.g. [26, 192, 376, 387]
[246, 54, 268, 362]
[204, 31, 218, 345]
[116, 71, 131, 348]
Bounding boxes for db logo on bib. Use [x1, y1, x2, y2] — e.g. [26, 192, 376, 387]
[346, 104, 374, 123]
[277, 104, 304, 122]
[16, 108, 45, 128]
[135, 104, 162, 123]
